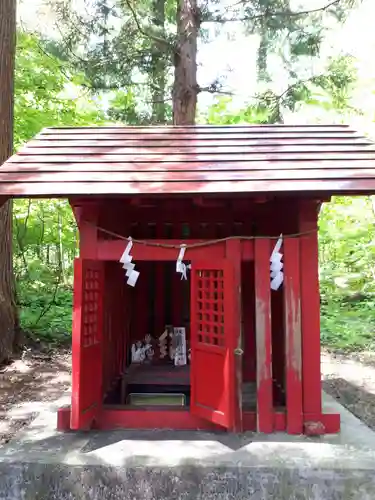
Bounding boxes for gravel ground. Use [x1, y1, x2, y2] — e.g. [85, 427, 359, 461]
[0, 348, 71, 446]
[1, 347, 375, 445]
[322, 348, 375, 430]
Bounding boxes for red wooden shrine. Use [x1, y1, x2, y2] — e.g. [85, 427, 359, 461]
[55, 195, 336, 435]
[3, 124, 375, 435]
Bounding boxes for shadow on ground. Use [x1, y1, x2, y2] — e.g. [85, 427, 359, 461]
[323, 376, 375, 431]
[0, 351, 71, 445]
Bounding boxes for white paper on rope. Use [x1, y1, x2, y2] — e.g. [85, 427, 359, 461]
[179, 263, 192, 280]
[127, 270, 140, 287]
[120, 240, 133, 264]
[176, 245, 191, 279]
[119, 238, 140, 286]
[270, 235, 284, 291]
[124, 262, 135, 277]
[176, 245, 186, 272]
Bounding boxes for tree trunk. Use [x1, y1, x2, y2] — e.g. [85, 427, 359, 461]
[172, 0, 198, 125]
[0, 0, 18, 363]
[151, 0, 166, 124]
[257, 32, 270, 83]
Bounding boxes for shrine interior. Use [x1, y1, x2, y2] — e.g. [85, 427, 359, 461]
[92, 197, 297, 415]
[101, 257, 286, 412]
[103, 260, 192, 409]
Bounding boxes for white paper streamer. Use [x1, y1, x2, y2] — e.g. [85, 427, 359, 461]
[124, 262, 135, 277]
[176, 245, 186, 272]
[270, 235, 283, 291]
[179, 263, 192, 280]
[119, 238, 140, 286]
[127, 270, 140, 287]
[176, 245, 191, 279]
[120, 239, 133, 264]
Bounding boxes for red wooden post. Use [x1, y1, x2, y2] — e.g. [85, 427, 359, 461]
[254, 238, 273, 433]
[71, 202, 99, 259]
[114, 263, 122, 378]
[71, 259, 104, 430]
[299, 200, 322, 417]
[109, 264, 115, 387]
[102, 262, 109, 394]
[122, 279, 130, 374]
[70, 201, 104, 430]
[283, 237, 303, 434]
[225, 238, 243, 432]
[119, 265, 127, 375]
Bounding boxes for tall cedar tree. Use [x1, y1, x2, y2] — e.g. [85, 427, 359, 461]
[0, 0, 18, 363]
[173, 0, 198, 124]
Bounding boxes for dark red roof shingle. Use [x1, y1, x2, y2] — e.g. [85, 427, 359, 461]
[2, 124, 375, 196]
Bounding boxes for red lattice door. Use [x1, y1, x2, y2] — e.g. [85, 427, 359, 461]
[190, 261, 237, 429]
[71, 259, 104, 430]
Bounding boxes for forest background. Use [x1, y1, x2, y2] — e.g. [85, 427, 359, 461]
[9, 0, 375, 356]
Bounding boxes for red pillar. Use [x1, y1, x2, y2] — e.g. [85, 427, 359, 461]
[71, 202, 99, 259]
[299, 201, 322, 417]
[254, 238, 273, 433]
[69, 202, 104, 430]
[283, 237, 303, 434]
[226, 238, 243, 432]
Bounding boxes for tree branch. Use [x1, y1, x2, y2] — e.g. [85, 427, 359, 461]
[122, 0, 173, 48]
[198, 84, 234, 96]
[204, 0, 342, 23]
[31, 273, 61, 329]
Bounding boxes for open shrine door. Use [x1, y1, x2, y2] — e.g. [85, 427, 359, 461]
[71, 259, 104, 430]
[190, 260, 239, 430]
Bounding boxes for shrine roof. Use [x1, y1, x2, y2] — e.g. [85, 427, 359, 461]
[2, 124, 375, 197]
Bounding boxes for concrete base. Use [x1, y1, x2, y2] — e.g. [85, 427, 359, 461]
[2, 393, 375, 499]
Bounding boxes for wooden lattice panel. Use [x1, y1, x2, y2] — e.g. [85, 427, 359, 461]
[195, 269, 225, 347]
[71, 259, 104, 430]
[82, 268, 100, 347]
[190, 259, 236, 429]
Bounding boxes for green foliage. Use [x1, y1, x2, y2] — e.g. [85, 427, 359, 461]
[15, 31, 105, 148]
[238, 0, 359, 73]
[13, 198, 77, 343]
[319, 196, 375, 350]
[41, 0, 362, 124]
[13, 32, 105, 344]
[203, 55, 357, 125]
[319, 196, 375, 299]
[310, 56, 358, 111]
[321, 301, 375, 351]
[12, 6, 374, 353]
[50, 0, 175, 124]
[18, 287, 72, 344]
[199, 96, 270, 124]
[205, 95, 375, 351]
[253, 55, 358, 123]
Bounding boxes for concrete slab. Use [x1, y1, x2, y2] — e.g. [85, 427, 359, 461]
[1, 392, 375, 499]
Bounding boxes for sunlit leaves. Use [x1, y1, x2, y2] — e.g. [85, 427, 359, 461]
[310, 55, 357, 110]
[199, 96, 271, 124]
[14, 32, 105, 148]
[319, 196, 375, 300]
[13, 32, 104, 339]
[289, 31, 322, 58]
